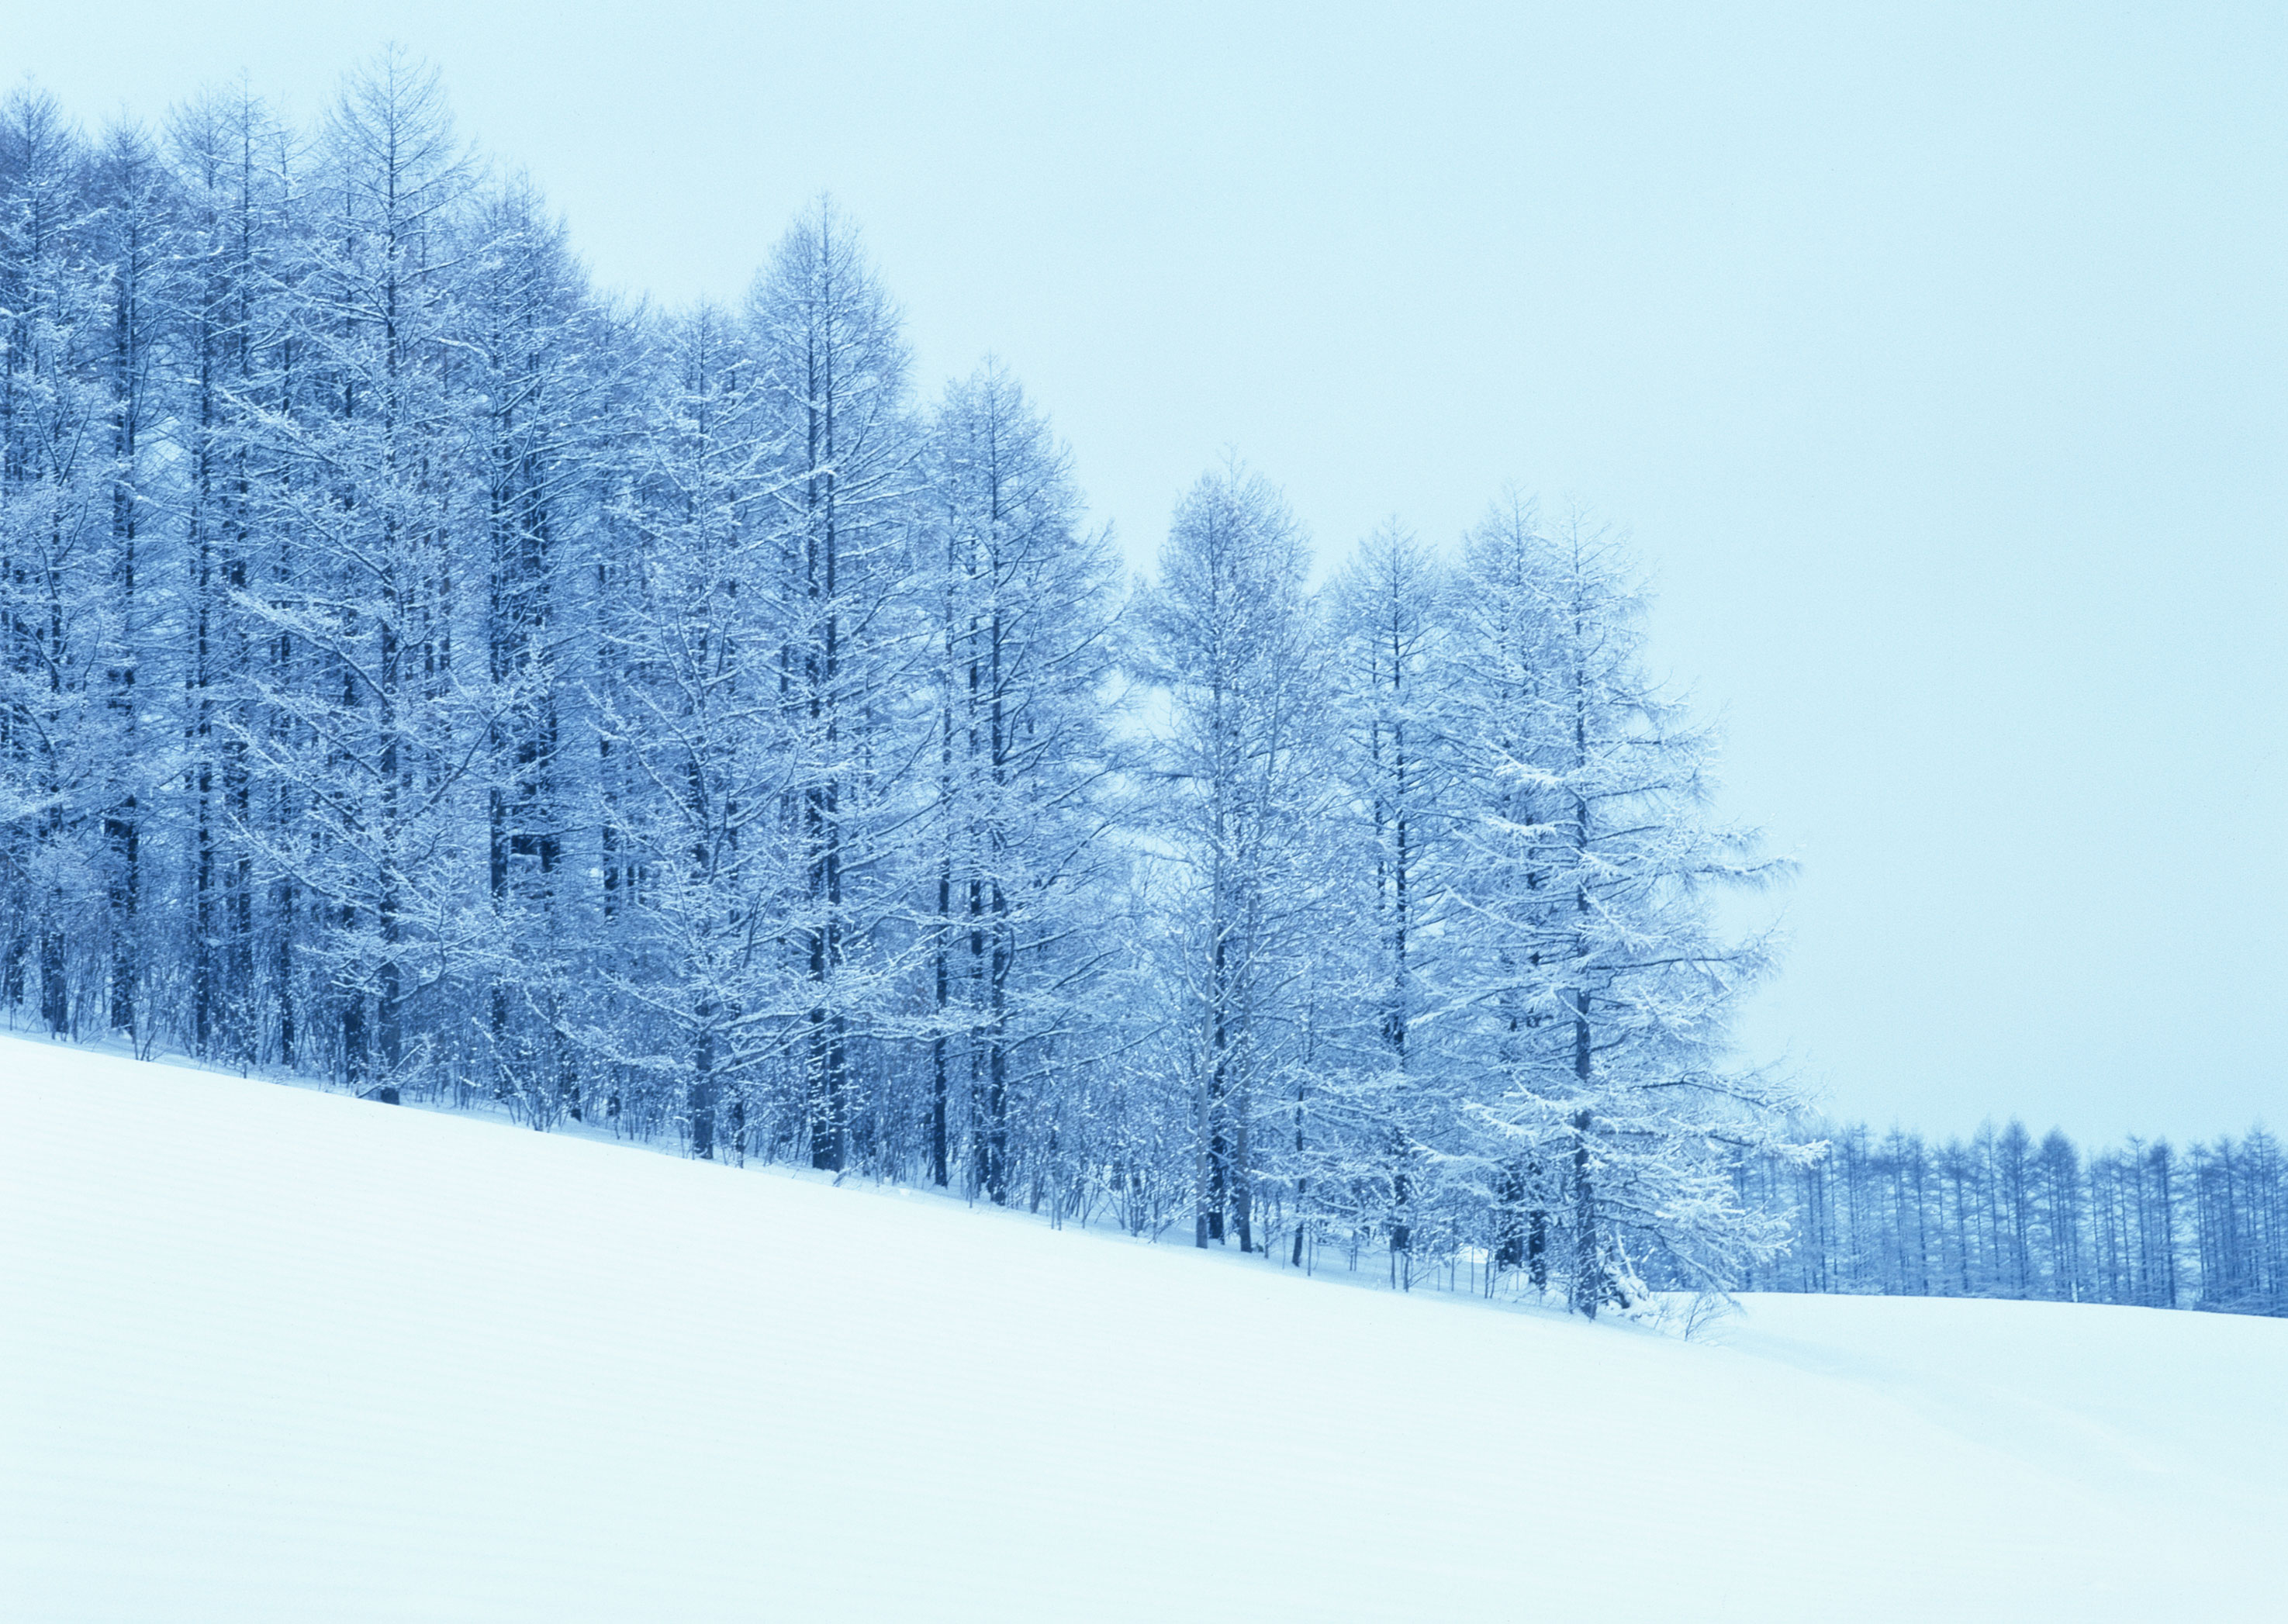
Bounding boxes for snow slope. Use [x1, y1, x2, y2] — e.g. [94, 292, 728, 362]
[5, 1038, 2283, 1622]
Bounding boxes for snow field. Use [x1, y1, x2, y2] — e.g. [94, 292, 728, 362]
[4, 1036, 2283, 1622]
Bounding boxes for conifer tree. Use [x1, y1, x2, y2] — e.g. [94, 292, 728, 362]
[1442, 500, 1795, 1312]
[1, 89, 114, 1038]
[745, 199, 918, 1172]
[1134, 459, 1325, 1251]
[1318, 522, 1453, 1281]
[918, 362, 1122, 1200]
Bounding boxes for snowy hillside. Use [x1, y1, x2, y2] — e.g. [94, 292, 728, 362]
[5, 1038, 2283, 1623]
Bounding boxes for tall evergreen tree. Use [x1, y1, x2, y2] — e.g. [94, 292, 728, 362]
[233, 52, 479, 1088]
[745, 199, 918, 1172]
[596, 302, 786, 1157]
[918, 361, 1121, 1200]
[1317, 522, 1453, 1281]
[1, 88, 113, 1038]
[1442, 501, 1795, 1313]
[464, 172, 613, 1125]
[1135, 459, 1325, 1252]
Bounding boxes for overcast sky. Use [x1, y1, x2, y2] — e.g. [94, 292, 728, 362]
[12, 1, 2284, 1142]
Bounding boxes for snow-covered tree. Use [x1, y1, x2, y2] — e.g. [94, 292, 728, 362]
[917, 360, 1122, 1200]
[1313, 521, 1455, 1282]
[744, 199, 919, 1172]
[0, 88, 115, 1037]
[161, 82, 299, 1066]
[85, 119, 175, 1045]
[594, 302, 808, 1156]
[461, 172, 617, 1125]
[1134, 458, 1327, 1252]
[230, 51, 483, 1090]
[1441, 498, 1797, 1313]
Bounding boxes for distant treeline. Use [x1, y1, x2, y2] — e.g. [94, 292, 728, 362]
[1741, 1121, 2287, 1318]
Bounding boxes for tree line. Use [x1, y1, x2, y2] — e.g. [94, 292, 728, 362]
[10, 60, 2271, 1325]
[1742, 1118, 2288, 1317]
[7, 53, 1812, 1316]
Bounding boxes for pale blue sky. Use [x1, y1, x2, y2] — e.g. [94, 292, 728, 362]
[12, 1, 2283, 1142]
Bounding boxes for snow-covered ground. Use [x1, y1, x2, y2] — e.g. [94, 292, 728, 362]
[5, 1037, 2283, 1622]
